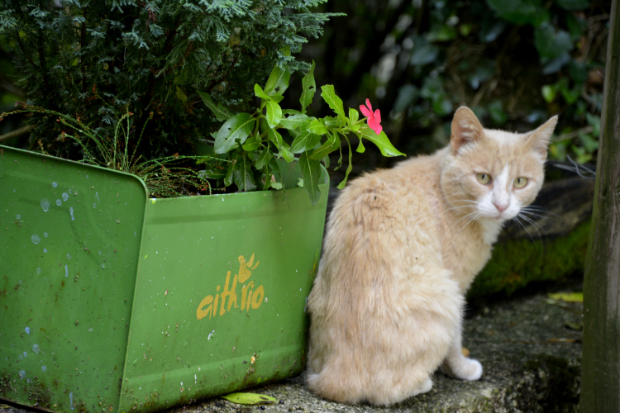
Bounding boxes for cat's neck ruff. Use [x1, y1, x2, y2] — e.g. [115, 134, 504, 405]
[477, 217, 504, 245]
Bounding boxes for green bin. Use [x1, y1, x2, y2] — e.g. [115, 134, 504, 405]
[0, 145, 328, 412]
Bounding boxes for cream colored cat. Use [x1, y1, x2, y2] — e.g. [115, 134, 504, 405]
[306, 107, 557, 406]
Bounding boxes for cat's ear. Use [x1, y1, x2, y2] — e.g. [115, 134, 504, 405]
[450, 107, 484, 154]
[526, 116, 558, 160]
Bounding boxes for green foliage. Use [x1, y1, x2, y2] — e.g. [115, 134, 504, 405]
[0, 0, 337, 190]
[201, 63, 404, 204]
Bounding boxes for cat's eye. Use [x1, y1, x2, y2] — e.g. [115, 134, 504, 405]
[513, 177, 528, 188]
[476, 173, 492, 185]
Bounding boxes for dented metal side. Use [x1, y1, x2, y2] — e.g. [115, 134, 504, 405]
[0, 146, 148, 412]
[118, 167, 329, 413]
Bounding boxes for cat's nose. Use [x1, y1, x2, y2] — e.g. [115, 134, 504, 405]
[493, 202, 508, 213]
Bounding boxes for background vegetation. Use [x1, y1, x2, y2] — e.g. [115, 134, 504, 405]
[0, 0, 612, 188]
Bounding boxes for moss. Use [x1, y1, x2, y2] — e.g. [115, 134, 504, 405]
[521, 354, 580, 413]
[468, 219, 590, 299]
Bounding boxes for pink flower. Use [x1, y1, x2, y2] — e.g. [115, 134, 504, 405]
[359, 98, 382, 135]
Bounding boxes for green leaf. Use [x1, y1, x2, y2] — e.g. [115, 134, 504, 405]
[264, 66, 291, 96]
[393, 84, 420, 112]
[221, 393, 277, 405]
[254, 84, 271, 101]
[268, 128, 294, 162]
[299, 152, 322, 206]
[486, 0, 549, 26]
[578, 132, 599, 153]
[349, 108, 359, 124]
[242, 136, 259, 152]
[557, 0, 589, 10]
[290, 130, 321, 154]
[321, 85, 346, 121]
[265, 101, 282, 129]
[356, 138, 366, 153]
[547, 292, 583, 303]
[310, 131, 340, 160]
[307, 119, 329, 135]
[410, 37, 439, 66]
[176, 86, 187, 103]
[300, 61, 316, 113]
[224, 161, 235, 187]
[359, 127, 405, 157]
[233, 153, 257, 192]
[198, 91, 233, 122]
[214, 113, 256, 154]
[534, 24, 574, 61]
[279, 113, 311, 130]
[541, 85, 557, 103]
[254, 146, 273, 169]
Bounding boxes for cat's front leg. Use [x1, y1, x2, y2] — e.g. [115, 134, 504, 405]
[441, 324, 482, 381]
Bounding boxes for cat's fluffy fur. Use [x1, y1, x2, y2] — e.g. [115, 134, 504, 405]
[306, 107, 557, 406]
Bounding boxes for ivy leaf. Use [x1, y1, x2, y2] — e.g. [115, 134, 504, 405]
[299, 152, 322, 206]
[265, 101, 282, 129]
[268, 128, 294, 162]
[321, 85, 346, 121]
[486, 0, 549, 26]
[221, 393, 277, 405]
[534, 23, 573, 61]
[214, 113, 256, 154]
[359, 126, 406, 157]
[300, 61, 316, 113]
[307, 118, 328, 135]
[264, 66, 291, 96]
[198, 90, 233, 122]
[290, 130, 321, 154]
[310, 131, 340, 160]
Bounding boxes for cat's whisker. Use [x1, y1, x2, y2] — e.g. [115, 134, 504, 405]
[512, 215, 537, 244]
[459, 212, 483, 233]
[521, 205, 557, 217]
[515, 213, 545, 241]
[450, 210, 480, 230]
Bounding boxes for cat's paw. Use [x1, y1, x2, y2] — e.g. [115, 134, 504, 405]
[412, 377, 433, 396]
[442, 357, 483, 381]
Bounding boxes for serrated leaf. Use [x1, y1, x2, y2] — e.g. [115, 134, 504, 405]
[266, 101, 282, 129]
[264, 66, 291, 96]
[198, 90, 232, 122]
[253, 147, 273, 169]
[300, 61, 316, 113]
[290, 129, 322, 154]
[308, 119, 328, 135]
[310, 131, 340, 160]
[214, 113, 256, 154]
[321, 85, 346, 121]
[299, 152, 322, 205]
[268, 128, 294, 162]
[547, 292, 583, 303]
[359, 126, 406, 157]
[280, 113, 310, 130]
[349, 108, 359, 124]
[221, 393, 277, 405]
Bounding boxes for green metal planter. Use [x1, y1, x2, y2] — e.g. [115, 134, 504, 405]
[0, 145, 329, 413]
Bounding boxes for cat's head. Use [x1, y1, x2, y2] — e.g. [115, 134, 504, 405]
[441, 106, 557, 223]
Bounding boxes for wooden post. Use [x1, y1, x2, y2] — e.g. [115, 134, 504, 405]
[581, 0, 620, 411]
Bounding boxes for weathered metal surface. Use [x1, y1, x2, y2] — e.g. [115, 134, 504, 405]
[118, 167, 329, 412]
[0, 146, 147, 412]
[0, 146, 329, 413]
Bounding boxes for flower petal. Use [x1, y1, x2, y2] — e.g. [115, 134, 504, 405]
[368, 118, 382, 135]
[359, 104, 372, 118]
[374, 109, 381, 123]
[365, 98, 373, 112]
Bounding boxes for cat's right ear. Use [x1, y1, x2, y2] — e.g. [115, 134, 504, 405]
[450, 107, 484, 155]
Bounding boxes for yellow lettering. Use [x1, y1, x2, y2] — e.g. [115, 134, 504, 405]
[220, 272, 238, 316]
[241, 281, 254, 311]
[197, 295, 213, 320]
[213, 286, 220, 317]
[246, 289, 253, 311]
[251, 285, 264, 309]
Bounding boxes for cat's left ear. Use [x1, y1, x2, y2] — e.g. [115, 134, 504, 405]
[451, 107, 484, 154]
[526, 116, 558, 160]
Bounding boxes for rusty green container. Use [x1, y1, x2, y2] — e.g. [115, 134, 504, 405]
[0, 145, 329, 412]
